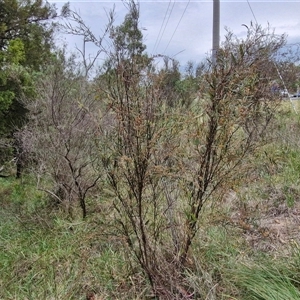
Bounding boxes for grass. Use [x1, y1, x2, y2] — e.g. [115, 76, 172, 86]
[0, 178, 135, 300]
[231, 262, 300, 300]
[2, 103, 300, 299]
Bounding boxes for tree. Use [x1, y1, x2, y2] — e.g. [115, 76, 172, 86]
[109, 1, 146, 62]
[17, 2, 117, 215]
[0, 37, 34, 167]
[0, 0, 57, 50]
[0, 0, 66, 173]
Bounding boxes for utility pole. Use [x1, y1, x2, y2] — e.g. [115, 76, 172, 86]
[212, 0, 220, 67]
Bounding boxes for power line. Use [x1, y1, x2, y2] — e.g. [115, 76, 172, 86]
[163, 0, 190, 55]
[152, 0, 172, 53]
[154, 0, 176, 54]
[246, 0, 258, 25]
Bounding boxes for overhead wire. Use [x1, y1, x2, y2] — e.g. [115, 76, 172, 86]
[154, 0, 176, 54]
[246, 0, 258, 25]
[152, 0, 172, 54]
[163, 0, 191, 55]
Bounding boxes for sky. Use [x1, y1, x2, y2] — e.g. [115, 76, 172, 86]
[49, 0, 300, 69]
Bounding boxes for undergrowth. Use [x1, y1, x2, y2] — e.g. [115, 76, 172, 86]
[1, 103, 300, 299]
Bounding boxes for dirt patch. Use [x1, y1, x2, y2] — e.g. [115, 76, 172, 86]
[225, 188, 300, 255]
[245, 209, 300, 253]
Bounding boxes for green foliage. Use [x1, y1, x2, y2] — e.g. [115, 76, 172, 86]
[0, 0, 57, 51]
[0, 38, 25, 64]
[104, 0, 151, 79]
[0, 0, 58, 112]
[156, 57, 182, 106]
[0, 90, 14, 111]
[0, 63, 36, 137]
[110, 1, 145, 59]
[0, 0, 61, 171]
[0, 38, 26, 117]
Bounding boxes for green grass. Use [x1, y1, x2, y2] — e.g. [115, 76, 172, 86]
[0, 178, 134, 300]
[231, 262, 300, 300]
[0, 214, 131, 299]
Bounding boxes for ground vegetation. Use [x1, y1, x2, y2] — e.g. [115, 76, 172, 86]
[1, 1, 300, 299]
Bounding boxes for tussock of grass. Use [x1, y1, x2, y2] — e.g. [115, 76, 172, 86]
[231, 263, 300, 300]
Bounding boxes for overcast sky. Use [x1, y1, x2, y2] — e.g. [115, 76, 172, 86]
[49, 0, 300, 68]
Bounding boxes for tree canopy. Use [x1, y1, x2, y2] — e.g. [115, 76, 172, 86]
[0, 0, 62, 164]
[0, 0, 57, 49]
